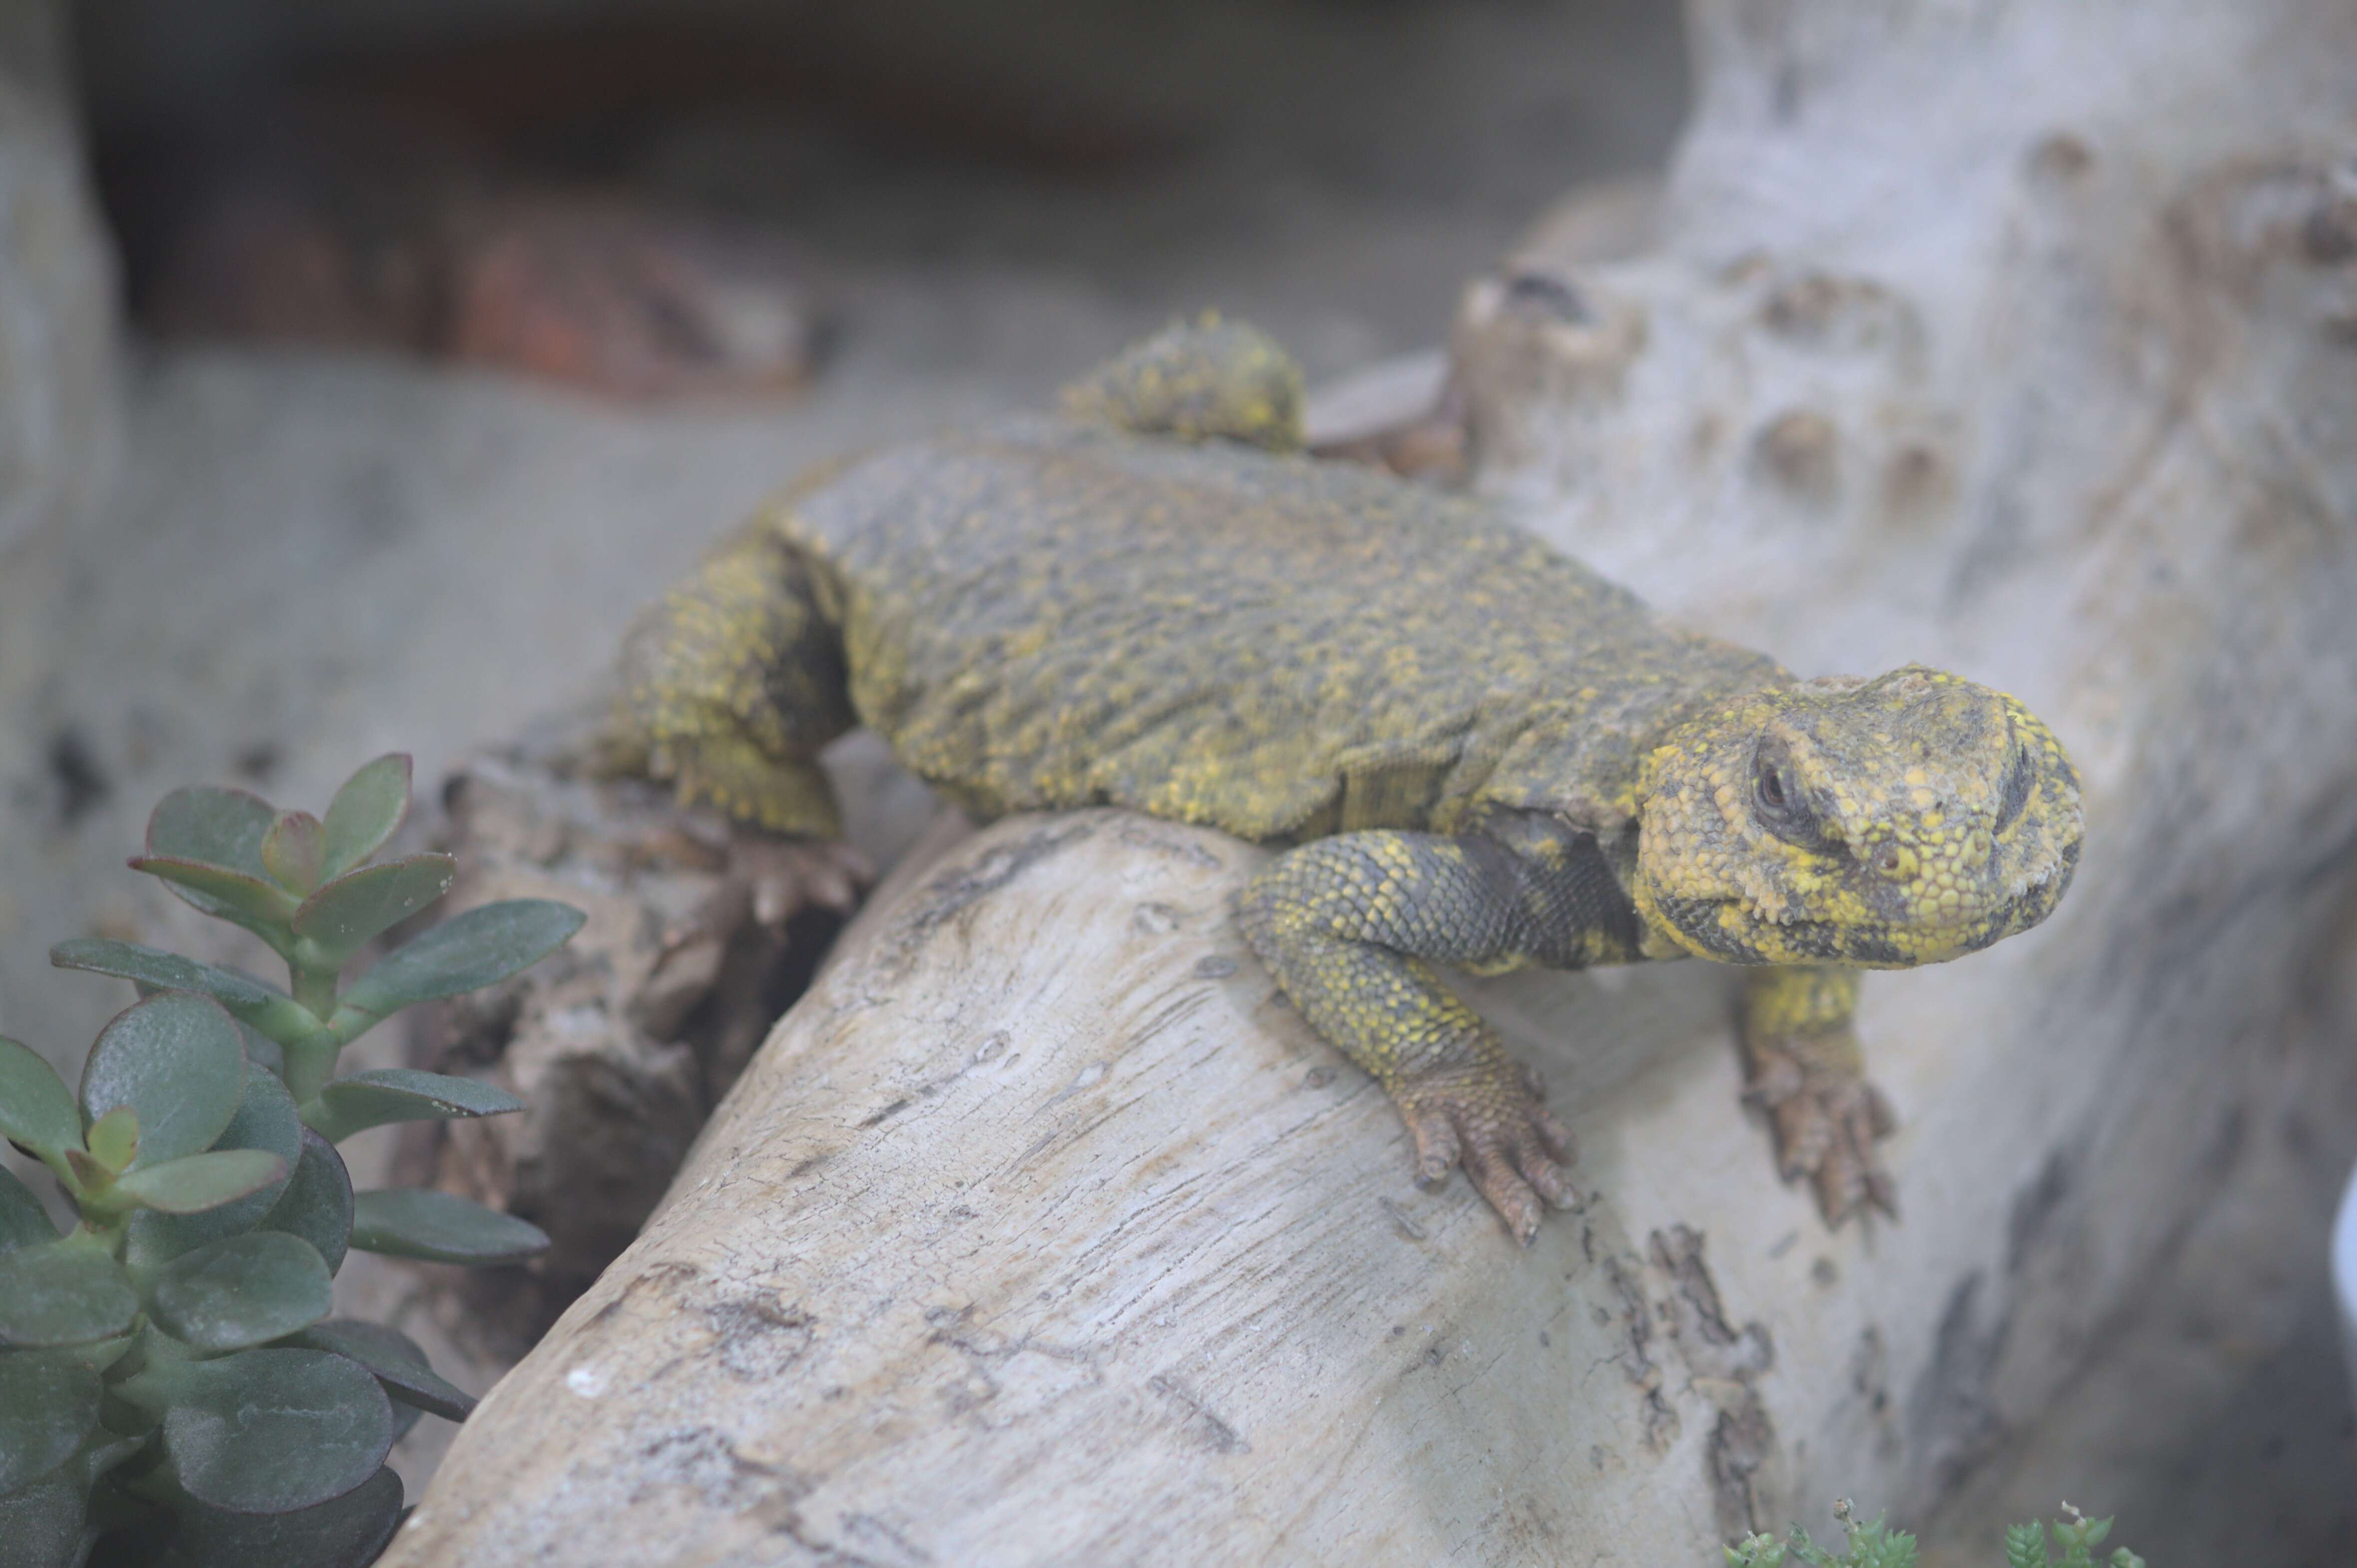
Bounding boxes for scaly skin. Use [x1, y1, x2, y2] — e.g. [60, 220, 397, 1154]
[614, 317, 2084, 1241]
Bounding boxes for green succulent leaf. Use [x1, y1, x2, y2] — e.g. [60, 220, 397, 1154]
[307, 1069, 525, 1143]
[152, 1463, 404, 1568]
[2006, 1524, 2052, 1568]
[260, 1131, 354, 1276]
[320, 755, 412, 881]
[0, 1036, 81, 1162]
[79, 996, 246, 1169]
[83, 1107, 138, 1175]
[0, 1350, 103, 1493]
[111, 1150, 287, 1217]
[49, 940, 320, 1045]
[0, 1466, 91, 1568]
[161, 1347, 391, 1514]
[336, 899, 586, 1027]
[1845, 1517, 1918, 1568]
[125, 1066, 302, 1267]
[62, 1148, 114, 1197]
[126, 858, 300, 943]
[348, 1188, 548, 1265]
[146, 1232, 332, 1353]
[290, 854, 457, 962]
[260, 811, 327, 896]
[0, 1165, 59, 1254]
[0, 1241, 139, 1347]
[145, 786, 275, 875]
[294, 1319, 476, 1421]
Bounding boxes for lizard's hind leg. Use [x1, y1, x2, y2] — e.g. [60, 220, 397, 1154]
[614, 525, 857, 836]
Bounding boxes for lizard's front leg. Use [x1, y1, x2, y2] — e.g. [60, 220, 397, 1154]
[1237, 828, 1585, 1242]
[1738, 966, 1897, 1225]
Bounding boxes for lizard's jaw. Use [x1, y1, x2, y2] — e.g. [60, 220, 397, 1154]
[1635, 848, 2076, 969]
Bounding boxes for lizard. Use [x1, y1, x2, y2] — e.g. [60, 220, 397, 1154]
[608, 316, 2083, 1242]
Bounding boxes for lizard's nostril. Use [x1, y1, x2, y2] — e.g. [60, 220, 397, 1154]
[1873, 845, 1909, 878]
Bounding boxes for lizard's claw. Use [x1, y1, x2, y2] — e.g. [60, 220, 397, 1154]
[1745, 1047, 1898, 1226]
[1396, 1059, 1580, 1244]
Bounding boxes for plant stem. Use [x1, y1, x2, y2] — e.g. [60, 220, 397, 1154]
[283, 1025, 341, 1104]
[292, 960, 337, 1023]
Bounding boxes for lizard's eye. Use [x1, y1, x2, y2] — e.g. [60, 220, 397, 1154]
[1993, 743, 2034, 833]
[1750, 742, 1822, 848]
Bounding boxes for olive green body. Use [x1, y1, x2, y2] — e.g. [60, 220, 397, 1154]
[795, 414, 1783, 842]
[614, 320, 2082, 1240]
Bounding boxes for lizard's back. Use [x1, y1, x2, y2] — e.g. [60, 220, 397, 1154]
[781, 415, 1781, 838]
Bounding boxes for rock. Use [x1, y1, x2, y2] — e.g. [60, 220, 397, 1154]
[0, 0, 119, 552]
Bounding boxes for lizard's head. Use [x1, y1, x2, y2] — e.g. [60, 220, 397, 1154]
[1633, 666, 2081, 968]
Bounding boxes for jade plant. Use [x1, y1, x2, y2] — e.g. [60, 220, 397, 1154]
[0, 756, 584, 1567]
[1730, 1499, 2146, 1568]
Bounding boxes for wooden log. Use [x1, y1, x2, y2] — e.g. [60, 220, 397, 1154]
[382, 0, 2357, 1557]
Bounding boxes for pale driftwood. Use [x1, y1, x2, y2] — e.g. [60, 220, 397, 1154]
[388, 807, 1810, 1566]
[384, 0, 2357, 1559]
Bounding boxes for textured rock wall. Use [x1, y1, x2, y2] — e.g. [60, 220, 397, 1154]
[0, 0, 115, 552]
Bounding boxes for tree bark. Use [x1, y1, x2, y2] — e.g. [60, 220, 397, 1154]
[382, 1, 2357, 1561]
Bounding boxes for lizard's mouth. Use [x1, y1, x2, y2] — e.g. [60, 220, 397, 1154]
[1652, 889, 2033, 970]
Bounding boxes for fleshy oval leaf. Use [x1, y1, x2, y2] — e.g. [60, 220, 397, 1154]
[0, 1241, 139, 1347]
[308, 1069, 524, 1143]
[0, 1164, 60, 1254]
[0, 1036, 81, 1161]
[79, 995, 245, 1169]
[293, 1319, 475, 1421]
[290, 855, 456, 960]
[260, 1130, 354, 1276]
[320, 756, 412, 881]
[336, 900, 586, 1023]
[0, 1467, 89, 1568]
[112, 1149, 288, 1216]
[260, 811, 326, 896]
[161, 1348, 391, 1514]
[153, 1464, 404, 1568]
[146, 786, 275, 876]
[347, 1189, 548, 1265]
[49, 939, 320, 1046]
[0, 1350, 103, 1493]
[125, 1065, 302, 1266]
[146, 1231, 333, 1353]
[83, 1107, 137, 1175]
[127, 858, 298, 939]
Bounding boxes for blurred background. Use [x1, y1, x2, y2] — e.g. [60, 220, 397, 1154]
[0, 0, 2350, 1560]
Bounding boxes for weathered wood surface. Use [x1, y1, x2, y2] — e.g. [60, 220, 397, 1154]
[387, 807, 1840, 1565]
[383, 0, 2357, 1559]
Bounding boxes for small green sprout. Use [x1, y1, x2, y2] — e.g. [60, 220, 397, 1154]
[1730, 1499, 2147, 1568]
[0, 755, 584, 1567]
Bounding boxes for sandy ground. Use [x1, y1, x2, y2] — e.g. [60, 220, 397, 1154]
[2, 0, 2350, 1555]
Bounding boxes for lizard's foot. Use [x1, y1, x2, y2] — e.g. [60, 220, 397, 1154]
[1744, 1046, 1898, 1226]
[1395, 1059, 1579, 1244]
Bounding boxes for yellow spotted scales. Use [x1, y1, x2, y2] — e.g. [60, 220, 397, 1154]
[614, 318, 2083, 1240]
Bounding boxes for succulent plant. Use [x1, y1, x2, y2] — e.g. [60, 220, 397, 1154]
[1728, 1500, 2144, 1568]
[0, 756, 584, 1567]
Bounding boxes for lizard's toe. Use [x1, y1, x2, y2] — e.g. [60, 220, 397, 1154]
[1773, 1074, 1898, 1228]
[1397, 1061, 1578, 1240]
[1519, 1063, 1579, 1165]
[1461, 1138, 1545, 1245]
[1408, 1108, 1463, 1188]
